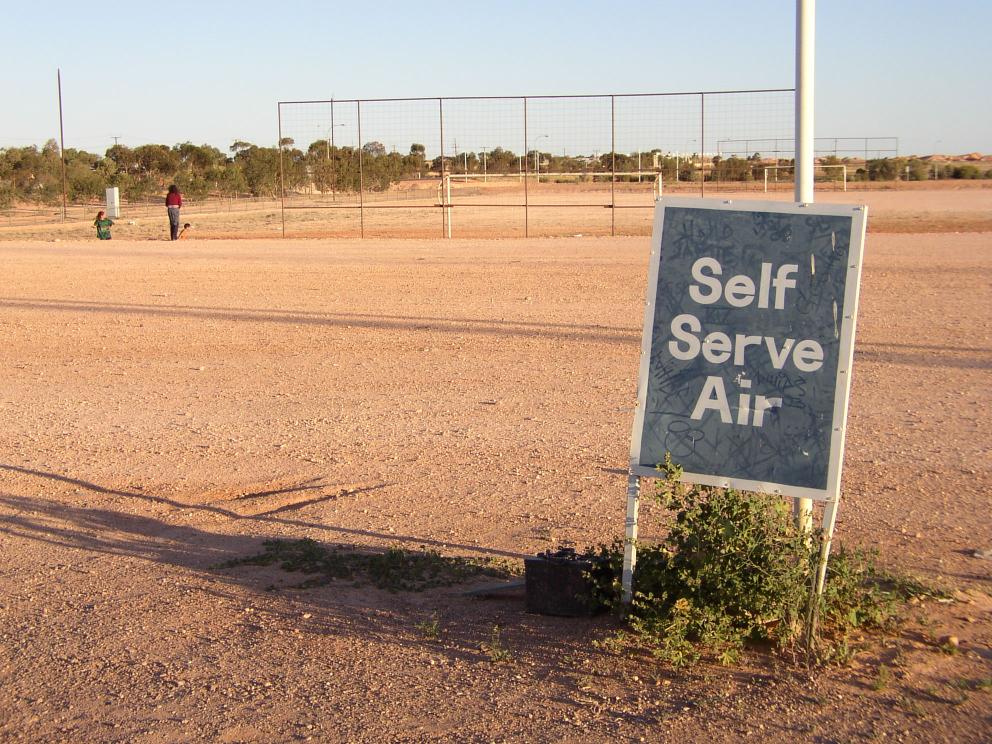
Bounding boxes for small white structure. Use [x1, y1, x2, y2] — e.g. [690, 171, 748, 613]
[105, 187, 121, 218]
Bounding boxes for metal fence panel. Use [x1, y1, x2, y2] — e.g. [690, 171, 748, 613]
[277, 89, 803, 239]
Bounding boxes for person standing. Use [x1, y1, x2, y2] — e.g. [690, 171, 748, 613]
[165, 184, 182, 240]
[93, 210, 113, 240]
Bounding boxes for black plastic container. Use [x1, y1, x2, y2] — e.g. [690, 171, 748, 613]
[524, 548, 604, 617]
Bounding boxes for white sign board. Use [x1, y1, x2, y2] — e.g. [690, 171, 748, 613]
[630, 198, 867, 502]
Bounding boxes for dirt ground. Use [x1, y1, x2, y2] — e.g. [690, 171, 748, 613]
[0, 192, 990, 742]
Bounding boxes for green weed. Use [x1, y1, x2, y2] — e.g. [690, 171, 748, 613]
[482, 624, 513, 663]
[415, 613, 442, 641]
[872, 664, 892, 691]
[221, 538, 519, 592]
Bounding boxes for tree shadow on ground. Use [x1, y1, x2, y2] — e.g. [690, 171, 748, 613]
[0, 463, 524, 560]
[0, 466, 619, 670]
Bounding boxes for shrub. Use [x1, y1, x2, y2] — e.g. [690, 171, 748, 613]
[952, 165, 981, 179]
[592, 455, 905, 667]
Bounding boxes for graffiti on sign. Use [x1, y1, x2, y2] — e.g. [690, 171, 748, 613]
[630, 198, 867, 501]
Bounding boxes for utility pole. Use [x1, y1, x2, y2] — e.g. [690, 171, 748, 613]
[57, 69, 67, 223]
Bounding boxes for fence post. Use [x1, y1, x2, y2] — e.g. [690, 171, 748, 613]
[357, 100, 365, 238]
[277, 102, 286, 238]
[439, 98, 446, 238]
[445, 175, 452, 238]
[523, 97, 529, 238]
[610, 95, 616, 236]
[700, 93, 705, 198]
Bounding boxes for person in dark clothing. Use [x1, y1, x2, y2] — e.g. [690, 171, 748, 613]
[94, 210, 113, 240]
[166, 184, 182, 240]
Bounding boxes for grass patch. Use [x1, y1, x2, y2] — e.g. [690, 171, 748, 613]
[877, 573, 954, 602]
[222, 538, 520, 592]
[951, 677, 992, 693]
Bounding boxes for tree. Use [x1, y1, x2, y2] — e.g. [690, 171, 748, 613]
[905, 158, 930, 181]
[484, 147, 519, 174]
[866, 158, 904, 181]
[362, 141, 386, 158]
[174, 142, 226, 170]
[234, 145, 281, 196]
[106, 144, 139, 174]
[133, 144, 178, 176]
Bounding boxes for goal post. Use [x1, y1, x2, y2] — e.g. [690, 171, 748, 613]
[763, 164, 847, 192]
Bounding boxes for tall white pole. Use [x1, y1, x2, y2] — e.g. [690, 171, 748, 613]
[445, 175, 452, 239]
[795, 0, 815, 532]
[795, 0, 815, 205]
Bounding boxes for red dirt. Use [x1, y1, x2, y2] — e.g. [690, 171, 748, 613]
[0, 228, 990, 742]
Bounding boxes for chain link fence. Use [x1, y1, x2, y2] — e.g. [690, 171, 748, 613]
[277, 89, 801, 239]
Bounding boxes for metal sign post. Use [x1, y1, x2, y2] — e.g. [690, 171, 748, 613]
[794, 0, 816, 534]
[621, 471, 640, 603]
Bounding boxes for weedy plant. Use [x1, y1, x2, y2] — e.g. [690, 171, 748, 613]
[482, 625, 513, 663]
[872, 664, 892, 691]
[589, 454, 923, 668]
[415, 613, 442, 641]
[221, 538, 519, 592]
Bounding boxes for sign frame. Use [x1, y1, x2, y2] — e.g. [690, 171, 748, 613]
[629, 196, 866, 502]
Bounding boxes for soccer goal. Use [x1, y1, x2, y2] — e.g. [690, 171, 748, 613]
[763, 164, 847, 192]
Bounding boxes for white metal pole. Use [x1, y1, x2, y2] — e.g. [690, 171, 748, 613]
[795, 0, 815, 532]
[795, 0, 815, 205]
[445, 174, 452, 238]
[815, 498, 840, 593]
[621, 472, 640, 602]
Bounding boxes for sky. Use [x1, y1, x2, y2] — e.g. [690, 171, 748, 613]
[3, 0, 990, 158]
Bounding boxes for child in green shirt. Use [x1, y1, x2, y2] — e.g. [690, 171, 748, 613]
[94, 210, 113, 240]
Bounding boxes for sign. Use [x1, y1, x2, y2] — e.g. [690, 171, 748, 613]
[629, 198, 867, 501]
